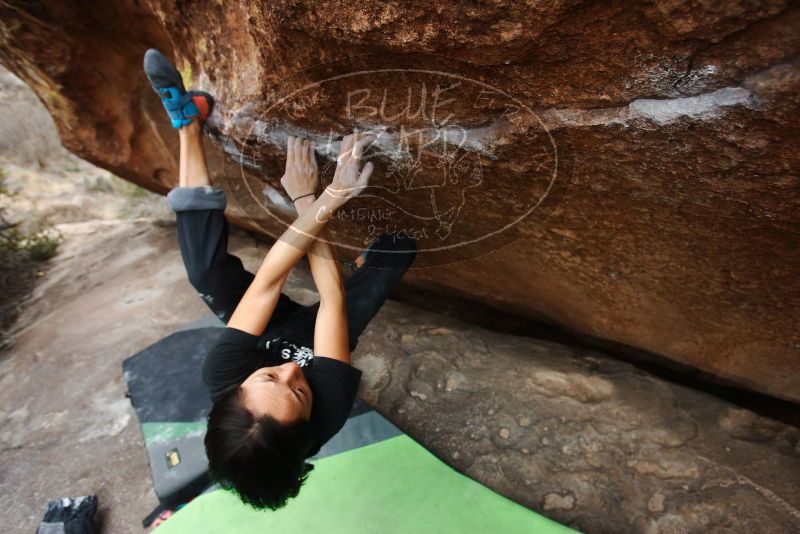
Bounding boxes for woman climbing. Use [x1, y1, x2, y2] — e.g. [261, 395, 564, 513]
[143, 49, 416, 509]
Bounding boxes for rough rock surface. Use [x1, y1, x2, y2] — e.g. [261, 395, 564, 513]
[357, 305, 800, 533]
[1, 1, 799, 401]
[1, 218, 798, 533]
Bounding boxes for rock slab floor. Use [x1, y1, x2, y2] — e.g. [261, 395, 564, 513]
[0, 219, 798, 533]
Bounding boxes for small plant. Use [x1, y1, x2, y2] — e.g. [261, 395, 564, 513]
[20, 222, 62, 261]
[0, 217, 62, 262]
[0, 167, 61, 261]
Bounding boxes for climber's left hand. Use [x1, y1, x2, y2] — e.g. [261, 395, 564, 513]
[280, 135, 318, 202]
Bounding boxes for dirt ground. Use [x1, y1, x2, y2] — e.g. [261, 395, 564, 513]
[0, 220, 205, 532]
[0, 65, 184, 532]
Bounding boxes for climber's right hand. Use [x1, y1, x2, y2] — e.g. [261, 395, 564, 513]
[325, 132, 374, 202]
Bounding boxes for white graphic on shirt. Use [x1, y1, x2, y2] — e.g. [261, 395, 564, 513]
[265, 338, 314, 367]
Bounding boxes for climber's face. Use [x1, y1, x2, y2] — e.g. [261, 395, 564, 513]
[240, 363, 313, 423]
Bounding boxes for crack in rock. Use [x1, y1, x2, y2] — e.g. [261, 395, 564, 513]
[212, 61, 791, 171]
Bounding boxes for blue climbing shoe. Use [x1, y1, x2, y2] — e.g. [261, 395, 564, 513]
[143, 48, 214, 128]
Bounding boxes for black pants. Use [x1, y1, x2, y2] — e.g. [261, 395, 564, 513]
[169, 187, 416, 352]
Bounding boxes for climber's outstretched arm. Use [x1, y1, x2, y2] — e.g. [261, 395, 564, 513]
[227, 133, 374, 339]
[280, 135, 345, 306]
[284, 134, 373, 363]
[226, 190, 342, 335]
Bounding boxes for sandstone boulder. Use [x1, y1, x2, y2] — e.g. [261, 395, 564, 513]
[1, 0, 798, 401]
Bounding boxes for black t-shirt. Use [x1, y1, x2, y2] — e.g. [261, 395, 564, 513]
[202, 327, 362, 456]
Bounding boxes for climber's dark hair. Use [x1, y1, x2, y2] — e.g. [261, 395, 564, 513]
[204, 384, 317, 510]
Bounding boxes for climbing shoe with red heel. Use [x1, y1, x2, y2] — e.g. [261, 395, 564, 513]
[143, 48, 214, 128]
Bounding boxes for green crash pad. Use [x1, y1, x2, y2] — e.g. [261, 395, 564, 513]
[155, 434, 576, 534]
